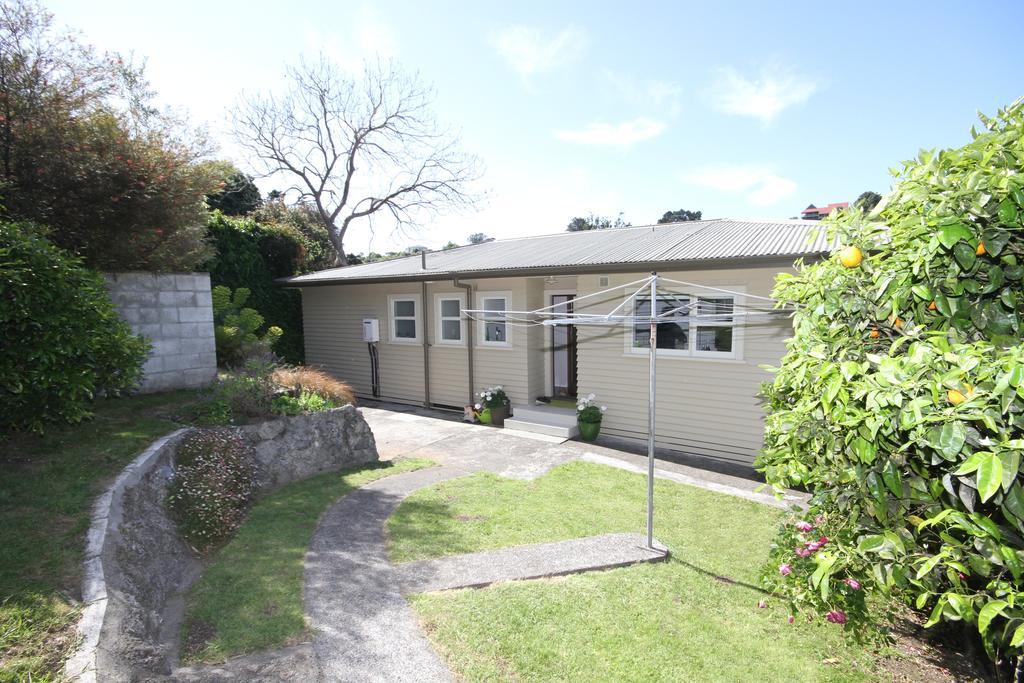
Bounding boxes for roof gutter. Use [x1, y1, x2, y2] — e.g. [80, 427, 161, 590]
[276, 253, 826, 289]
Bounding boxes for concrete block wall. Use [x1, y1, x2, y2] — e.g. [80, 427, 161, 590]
[104, 272, 217, 393]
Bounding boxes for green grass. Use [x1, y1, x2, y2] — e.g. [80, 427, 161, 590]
[0, 391, 199, 683]
[391, 462, 880, 682]
[546, 398, 578, 410]
[181, 457, 435, 663]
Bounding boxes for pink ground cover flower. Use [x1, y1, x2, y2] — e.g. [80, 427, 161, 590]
[844, 578, 861, 590]
[787, 615, 795, 624]
[825, 610, 847, 624]
[758, 599, 768, 609]
[779, 563, 793, 576]
[795, 546, 812, 558]
[794, 521, 814, 532]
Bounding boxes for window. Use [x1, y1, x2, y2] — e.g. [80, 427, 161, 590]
[631, 293, 738, 358]
[388, 296, 419, 343]
[437, 296, 464, 344]
[478, 294, 510, 347]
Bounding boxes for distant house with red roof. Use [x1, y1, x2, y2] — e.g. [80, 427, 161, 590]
[800, 202, 849, 220]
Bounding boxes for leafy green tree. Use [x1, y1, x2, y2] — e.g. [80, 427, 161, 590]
[855, 191, 882, 213]
[211, 285, 282, 367]
[0, 221, 149, 432]
[566, 213, 630, 232]
[0, 0, 218, 271]
[250, 198, 334, 272]
[758, 99, 1024, 676]
[467, 232, 492, 244]
[442, 241, 458, 250]
[205, 163, 262, 215]
[204, 212, 316, 364]
[657, 209, 702, 223]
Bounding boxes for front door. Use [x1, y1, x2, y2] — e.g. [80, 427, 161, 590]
[551, 294, 577, 398]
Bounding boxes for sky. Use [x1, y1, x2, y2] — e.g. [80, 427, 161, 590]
[48, 0, 1024, 255]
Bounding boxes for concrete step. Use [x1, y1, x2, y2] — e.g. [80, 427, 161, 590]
[509, 404, 578, 428]
[503, 418, 578, 439]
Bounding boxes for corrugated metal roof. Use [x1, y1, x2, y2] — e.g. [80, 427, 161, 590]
[281, 218, 835, 286]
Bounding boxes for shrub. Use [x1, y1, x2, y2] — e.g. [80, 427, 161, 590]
[271, 391, 336, 416]
[167, 430, 257, 550]
[0, 222, 150, 432]
[212, 285, 283, 367]
[757, 100, 1024, 673]
[271, 366, 355, 405]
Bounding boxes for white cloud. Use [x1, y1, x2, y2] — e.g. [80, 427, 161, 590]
[490, 24, 588, 81]
[681, 165, 797, 206]
[604, 71, 682, 116]
[708, 64, 817, 122]
[554, 118, 666, 147]
[303, 6, 398, 72]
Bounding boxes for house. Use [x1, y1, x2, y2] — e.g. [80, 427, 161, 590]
[800, 202, 849, 220]
[281, 218, 833, 468]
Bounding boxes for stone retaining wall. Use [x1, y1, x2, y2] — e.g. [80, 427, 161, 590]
[104, 272, 217, 393]
[65, 405, 378, 682]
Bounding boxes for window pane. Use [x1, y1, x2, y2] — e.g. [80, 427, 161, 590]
[485, 321, 506, 343]
[634, 297, 688, 350]
[441, 299, 461, 317]
[696, 326, 732, 352]
[395, 319, 416, 338]
[483, 298, 505, 312]
[699, 297, 733, 323]
[441, 319, 461, 341]
[394, 300, 415, 317]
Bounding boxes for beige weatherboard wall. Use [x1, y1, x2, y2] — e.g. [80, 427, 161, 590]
[299, 264, 794, 466]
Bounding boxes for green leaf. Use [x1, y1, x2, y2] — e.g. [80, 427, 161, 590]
[928, 422, 967, 460]
[978, 453, 1003, 503]
[953, 242, 977, 271]
[999, 450, 1020, 493]
[998, 199, 1019, 225]
[938, 222, 974, 248]
[954, 451, 990, 475]
[1012, 623, 1024, 648]
[978, 600, 1007, 635]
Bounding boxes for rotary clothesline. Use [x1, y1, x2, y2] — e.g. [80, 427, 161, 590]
[461, 272, 792, 549]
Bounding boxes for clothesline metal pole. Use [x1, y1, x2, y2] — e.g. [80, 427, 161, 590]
[647, 272, 657, 549]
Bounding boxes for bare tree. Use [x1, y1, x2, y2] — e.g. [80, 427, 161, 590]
[233, 57, 480, 266]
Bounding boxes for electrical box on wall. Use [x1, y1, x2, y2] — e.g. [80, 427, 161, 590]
[362, 318, 380, 342]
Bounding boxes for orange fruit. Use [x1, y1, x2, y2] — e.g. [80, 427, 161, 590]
[976, 242, 986, 256]
[869, 328, 880, 339]
[947, 389, 967, 406]
[839, 246, 863, 268]
[928, 301, 937, 311]
[891, 317, 904, 327]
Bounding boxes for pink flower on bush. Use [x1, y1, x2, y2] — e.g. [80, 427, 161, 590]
[758, 599, 768, 609]
[815, 515, 825, 525]
[825, 610, 847, 624]
[794, 521, 814, 532]
[843, 578, 861, 590]
[795, 546, 812, 558]
[779, 563, 792, 576]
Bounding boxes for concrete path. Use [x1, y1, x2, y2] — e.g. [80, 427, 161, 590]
[396, 532, 668, 594]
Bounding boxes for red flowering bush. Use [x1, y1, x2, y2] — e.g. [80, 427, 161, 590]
[166, 430, 258, 551]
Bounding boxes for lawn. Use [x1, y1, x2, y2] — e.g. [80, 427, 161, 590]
[0, 390, 199, 683]
[181, 457, 435, 663]
[389, 461, 882, 682]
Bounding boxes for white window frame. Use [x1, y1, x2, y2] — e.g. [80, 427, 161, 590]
[434, 294, 466, 346]
[476, 291, 512, 349]
[387, 294, 421, 344]
[624, 287, 744, 361]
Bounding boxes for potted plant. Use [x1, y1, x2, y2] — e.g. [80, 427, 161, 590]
[576, 393, 606, 442]
[476, 385, 510, 426]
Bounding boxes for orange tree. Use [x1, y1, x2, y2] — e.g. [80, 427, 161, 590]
[757, 98, 1024, 676]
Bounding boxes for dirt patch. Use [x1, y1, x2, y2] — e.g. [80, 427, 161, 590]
[181, 618, 217, 661]
[873, 609, 991, 682]
[455, 514, 488, 523]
